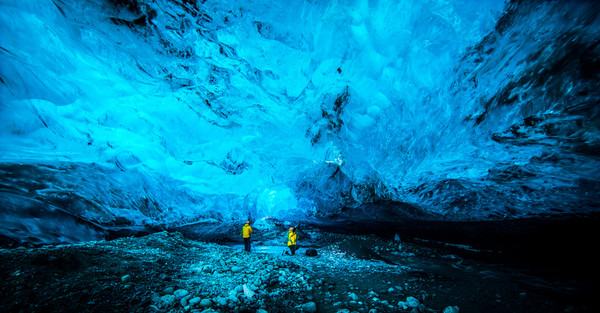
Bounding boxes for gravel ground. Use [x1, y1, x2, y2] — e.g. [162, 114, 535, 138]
[0, 229, 594, 313]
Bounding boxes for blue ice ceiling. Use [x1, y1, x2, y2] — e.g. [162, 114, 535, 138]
[1, 0, 599, 239]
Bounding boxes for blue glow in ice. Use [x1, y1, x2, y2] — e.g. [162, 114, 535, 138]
[0, 0, 599, 239]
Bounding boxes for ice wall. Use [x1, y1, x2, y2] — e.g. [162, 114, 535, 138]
[1, 0, 599, 242]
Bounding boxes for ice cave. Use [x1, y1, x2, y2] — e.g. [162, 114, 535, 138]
[0, 0, 599, 312]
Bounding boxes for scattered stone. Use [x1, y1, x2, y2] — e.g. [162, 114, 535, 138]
[406, 296, 420, 308]
[199, 299, 212, 307]
[120, 274, 132, 283]
[188, 297, 201, 306]
[181, 294, 193, 307]
[301, 301, 317, 313]
[163, 286, 175, 295]
[348, 292, 358, 301]
[443, 306, 460, 313]
[157, 294, 176, 308]
[215, 297, 228, 306]
[398, 301, 409, 310]
[0, 228, 564, 313]
[243, 284, 255, 298]
[174, 289, 189, 299]
[231, 266, 243, 273]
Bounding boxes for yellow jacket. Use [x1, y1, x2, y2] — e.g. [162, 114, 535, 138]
[287, 231, 297, 246]
[242, 224, 253, 238]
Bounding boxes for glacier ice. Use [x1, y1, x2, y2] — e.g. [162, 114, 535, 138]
[0, 0, 599, 243]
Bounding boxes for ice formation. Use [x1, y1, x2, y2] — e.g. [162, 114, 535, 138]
[0, 0, 599, 243]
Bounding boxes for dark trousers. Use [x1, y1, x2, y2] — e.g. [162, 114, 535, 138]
[244, 237, 251, 252]
[288, 244, 297, 255]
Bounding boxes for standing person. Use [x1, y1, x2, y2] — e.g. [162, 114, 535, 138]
[287, 226, 297, 255]
[242, 221, 253, 252]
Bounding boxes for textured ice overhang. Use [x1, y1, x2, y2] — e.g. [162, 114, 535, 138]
[0, 0, 599, 244]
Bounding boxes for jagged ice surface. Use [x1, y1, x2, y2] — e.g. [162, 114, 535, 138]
[0, 0, 599, 243]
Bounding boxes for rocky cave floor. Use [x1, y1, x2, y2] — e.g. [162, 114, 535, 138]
[0, 226, 596, 313]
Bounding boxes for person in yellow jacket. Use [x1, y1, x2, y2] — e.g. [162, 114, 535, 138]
[287, 227, 297, 255]
[242, 221, 253, 252]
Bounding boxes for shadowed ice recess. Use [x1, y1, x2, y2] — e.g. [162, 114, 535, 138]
[0, 0, 599, 244]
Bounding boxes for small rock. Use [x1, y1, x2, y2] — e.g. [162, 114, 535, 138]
[158, 294, 176, 308]
[231, 266, 243, 273]
[228, 295, 239, 303]
[180, 295, 191, 307]
[398, 301, 408, 310]
[406, 296, 420, 308]
[174, 289, 189, 299]
[301, 302, 317, 313]
[199, 299, 212, 307]
[348, 293, 358, 301]
[243, 284, 255, 298]
[188, 297, 201, 306]
[216, 297, 228, 306]
[163, 287, 175, 295]
[121, 275, 132, 283]
[443, 306, 460, 313]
